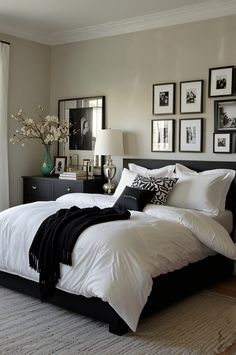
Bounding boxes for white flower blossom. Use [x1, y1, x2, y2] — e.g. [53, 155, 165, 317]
[25, 118, 34, 124]
[9, 107, 70, 146]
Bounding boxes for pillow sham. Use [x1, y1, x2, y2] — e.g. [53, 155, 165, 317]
[131, 176, 178, 205]
[114, 168, 137, 198]
[128, 163, 175, 177]
[113, 186, 155, 211]
[167, 169, 227, 215]
[175, 163, 235, 212]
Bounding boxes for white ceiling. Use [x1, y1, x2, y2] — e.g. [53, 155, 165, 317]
[0, 0, 236, 45]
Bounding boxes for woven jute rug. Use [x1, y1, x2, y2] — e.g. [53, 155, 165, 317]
[0, 286, 235, 354]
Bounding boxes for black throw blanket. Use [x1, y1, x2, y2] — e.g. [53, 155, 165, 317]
[29, 206, 130, 301]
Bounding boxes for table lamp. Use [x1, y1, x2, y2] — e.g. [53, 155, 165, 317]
[94, 129, 124, 194]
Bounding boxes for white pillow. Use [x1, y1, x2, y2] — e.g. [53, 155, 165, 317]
[56, 192, 116, 207]
[175, 163, 235, 212]
[167, 172, 225, 215]
[128, 163, 175, 177]
[114, 168, 137, 198]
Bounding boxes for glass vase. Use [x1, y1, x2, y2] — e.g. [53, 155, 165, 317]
[40, 144, 54, 177]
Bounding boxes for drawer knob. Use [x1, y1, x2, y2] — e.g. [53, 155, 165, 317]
[32, 185, 38, 190]
[67, 187, 71, 192]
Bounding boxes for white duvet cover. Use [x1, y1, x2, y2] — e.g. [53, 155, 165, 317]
[0, 193, 235, 331]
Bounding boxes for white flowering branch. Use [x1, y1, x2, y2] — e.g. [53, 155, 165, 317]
[10, 106, 71, 146]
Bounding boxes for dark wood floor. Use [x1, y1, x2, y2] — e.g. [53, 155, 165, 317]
[206, 275, 236, 298]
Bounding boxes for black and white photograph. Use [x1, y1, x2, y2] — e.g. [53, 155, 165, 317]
[186, 89, 196, 104]
[180, 80, 203, 113]
[153, 83, 175, 115]
[216, 76, 227, 89]
[186, 126, 196, 144]
[209, 66, 234, 97]
[179, 118, 203, 152]
[214, 99, 236, 132]
[151, 119, 175, 152]
[159, 91, 169, 106]
[54, 156, 67, 174]
[213, 133, 231, 153]
[69, 107, 93, 150]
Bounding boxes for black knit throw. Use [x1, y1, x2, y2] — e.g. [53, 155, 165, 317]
[29, 206, 130, 301]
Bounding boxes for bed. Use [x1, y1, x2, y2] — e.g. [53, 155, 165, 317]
[0, 159, 235, 335]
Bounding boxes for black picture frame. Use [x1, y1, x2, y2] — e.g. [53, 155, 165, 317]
[213, 133, 231, 153]
[58, 96, 105, 176]
[54, 156, 67, 174]
[179, 118, 203, 152]
[214, 99, 236, 132]
[153, 83, 175, 115]
[208, 66, 234, 97]
[180, 80, 203, 114]
[151, 119, 175, 152]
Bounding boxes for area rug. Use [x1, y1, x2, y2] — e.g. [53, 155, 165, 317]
[0, 286, 235, 355]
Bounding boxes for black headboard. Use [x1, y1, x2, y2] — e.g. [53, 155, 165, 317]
[123, 159, 236, 222]
[123, 158, 236, 173]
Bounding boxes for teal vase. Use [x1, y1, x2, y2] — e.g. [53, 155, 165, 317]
[40, 144, 54, 177]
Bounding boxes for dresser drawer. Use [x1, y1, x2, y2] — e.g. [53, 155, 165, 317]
[23, 178, 53, 202]
[53, 181, 83, 199]
[22, 176, 105, 203]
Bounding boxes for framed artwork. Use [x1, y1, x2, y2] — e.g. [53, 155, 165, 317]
[179, 118, 203, 152]
[208, 66, 234, 97]
[54, 156, 67, 174]
[151, 119, 175, 152]
[180, 80, 203, 113]
[58, 96, 105, 176]
[153, 83, 175, 115]
[213, 133, 231, 153]
[214, 99, 236, 132]
[83, 158, 93, 176]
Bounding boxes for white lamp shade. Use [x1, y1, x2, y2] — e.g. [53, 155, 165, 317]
[94, 129, 124, 156]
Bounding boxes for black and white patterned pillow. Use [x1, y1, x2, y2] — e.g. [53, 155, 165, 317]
[131, 175, 178, 205]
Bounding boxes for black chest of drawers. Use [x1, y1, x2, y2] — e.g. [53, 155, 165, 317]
[22, 176, 105, 203]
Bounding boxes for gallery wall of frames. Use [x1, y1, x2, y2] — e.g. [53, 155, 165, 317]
[152, 65, 236, 154]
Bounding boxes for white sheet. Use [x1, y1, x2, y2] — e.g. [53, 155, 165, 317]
[0, 193, 235, 332]
[212, 210, 233, 234]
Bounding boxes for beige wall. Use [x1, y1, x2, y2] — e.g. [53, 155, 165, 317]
[50, 15, 236, 181]
[1, 34, 51, 206]
[4, 14, 236, 205]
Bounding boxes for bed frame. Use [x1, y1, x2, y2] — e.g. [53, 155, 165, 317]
[0, 159, 235, 335]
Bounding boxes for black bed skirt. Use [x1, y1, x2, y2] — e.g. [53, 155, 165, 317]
[0, 253, 233, 335]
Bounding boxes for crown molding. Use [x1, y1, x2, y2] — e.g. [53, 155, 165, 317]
[50, 0, 236, 45]
[1, 0, 236, 45]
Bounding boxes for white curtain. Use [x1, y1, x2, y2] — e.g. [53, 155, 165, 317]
[0, 42, 9, 211]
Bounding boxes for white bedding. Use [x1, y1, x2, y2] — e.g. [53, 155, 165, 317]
[212, 210, 233, 234]
[0, 193, 235, 331]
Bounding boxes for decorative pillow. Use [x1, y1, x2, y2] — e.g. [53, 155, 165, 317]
[128, 163, 175, 178]
[114, 168, 137, 198]
[175, 163, 235, 212]
[131, 176, 178, 205]
[113, 186, 155, 211]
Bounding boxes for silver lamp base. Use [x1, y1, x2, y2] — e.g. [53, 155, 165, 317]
[103, 181, 116, 194]
[103, 156, 116, 194]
